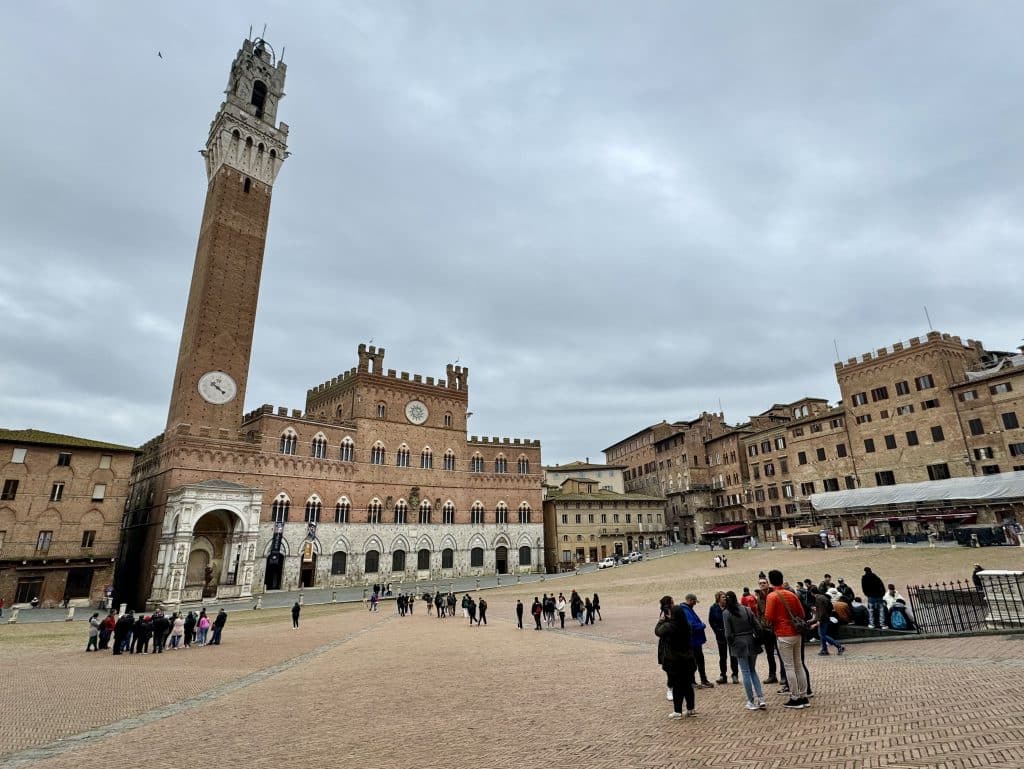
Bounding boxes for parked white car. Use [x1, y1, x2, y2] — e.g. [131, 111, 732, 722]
[627, 551, 643, 562]
[597, 557, 617, 569]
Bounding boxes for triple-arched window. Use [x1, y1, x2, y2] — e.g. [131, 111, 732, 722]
[470, 454, 484, 473]
[394, 500, 408, 524]
[518, 502, 532, 524]
[419, 500, 432, 524]
[517, 457, 530, 474]
[443, 450, 456, 471]
[370, 443, 386, 465]
[367, 499, 383, 524]
[471, 502, 484, 525]
[442, 501, 455, 524]
[495, 501, 509, 525]
[495, 456, 508, 474]
[279, 430, 297, 455]
[311, 434, 327, 459]
[340, 437, 354, 462]
[270, 493, 290, 523]
[335, 497, 351, 523]
[304, 496, 322, 523]
[420, 448, 433, 469]
[396, 445, 411, 467]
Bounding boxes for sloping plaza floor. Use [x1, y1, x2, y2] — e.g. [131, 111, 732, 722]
[2, 545, 1022, 769]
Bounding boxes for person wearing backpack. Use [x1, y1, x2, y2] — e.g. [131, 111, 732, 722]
[887, 599, 915, 631]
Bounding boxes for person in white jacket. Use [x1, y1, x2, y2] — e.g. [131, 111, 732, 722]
[556, 594, 567, 629]
[882, 584, 912, 623]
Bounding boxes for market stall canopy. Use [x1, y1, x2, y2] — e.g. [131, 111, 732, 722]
[703, 523, 747, 536]
[810, 471, 1024, 512]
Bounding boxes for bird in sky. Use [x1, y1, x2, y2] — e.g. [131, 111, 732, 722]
[157, 51, 163, 59]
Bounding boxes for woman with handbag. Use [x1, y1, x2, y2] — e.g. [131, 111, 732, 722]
[722, 591, 766, 710]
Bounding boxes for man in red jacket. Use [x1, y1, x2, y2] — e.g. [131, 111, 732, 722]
[764, 569, 809, 709]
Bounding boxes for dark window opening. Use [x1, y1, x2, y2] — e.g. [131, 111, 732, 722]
[251, 80, 268, 118]
[243, 177, 251, 193]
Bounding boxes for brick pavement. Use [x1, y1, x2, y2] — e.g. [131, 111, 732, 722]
[3, 547, 1023, 769]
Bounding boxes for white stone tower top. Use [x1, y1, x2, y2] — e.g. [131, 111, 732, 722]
[201, 37, 289, 186]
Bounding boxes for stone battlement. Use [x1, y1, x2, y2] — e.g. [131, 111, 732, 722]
[468, 436, 540, 447]
[834, 331, 983, 372]
[306, 344, 469, 400]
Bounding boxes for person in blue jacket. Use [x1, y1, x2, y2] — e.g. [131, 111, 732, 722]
[680, 594, 715, 688]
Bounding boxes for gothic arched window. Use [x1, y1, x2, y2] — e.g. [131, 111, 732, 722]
[340, 437, 354, 462]
[417, 549, 430, 570]
[420, 448, 433, 469]
[394, 500, 408, 525]
[441, 548, 454, 568]
[471, 502, 484, 525]
[270, 494, 290, 523]
[495, 502, 508, 525]
[279, 430, 297, 455]
[334, 498, 351, 523]
[364, 550, 379, 573]
[331, 551, 347, 575]
[470, 454, 484, 473]
[518, 546, 531, 566]
[311, 434, 327, 459]
[442, 501, 455, 524]
[396, 445, 411, 467]
[517, 456, 530, 475]
[470, 547, 484, 567]
[304, 496, 322, 523]
[370, 443, 385, 465]
[495, 456, 508, 474]
[367, 499, 382, 524]
[518, 502, 531, 524]
[444, 450, 456, 471]
[419, 500, 432, 524]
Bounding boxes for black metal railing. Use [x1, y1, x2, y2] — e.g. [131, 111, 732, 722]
[907, 576, 1024, 635]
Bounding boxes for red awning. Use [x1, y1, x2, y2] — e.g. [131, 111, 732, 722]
[704, 523, 747, 536]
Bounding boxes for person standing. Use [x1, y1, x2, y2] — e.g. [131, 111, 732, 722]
[861, 567, 887, 628]
[680, 594, 714, 689]
[515, 599, 524, 629]
[184, 611, 197, 647]
[99, 611, 116, 650]
[196, 610, 210, 646]
[584, 596, 595, 625]
[972, 564, 985, 594]
[754, 578, 779, 684]
[112, 611, 133, 655]
[722, 591, 765, 710]
[151, 611, 170, 653]
[656, 599, 696, 718]
[709, 591, 739, 684]
[592, 593, 602, 621]
[531, 597, 543, 630]
[86, 612, 100, 652]
[467, 596, 477, 626]
[764, 569, 809, 709]
[0, 596, 4, 618]
[477, 597, 487, 626]
[556, 593, 567, 629]
[211, 608, 227, 645]
[169, 613, 185, 649]
[291, 601, 301, 629]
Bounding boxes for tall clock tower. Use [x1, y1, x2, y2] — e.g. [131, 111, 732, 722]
[166, 38, 289, 434]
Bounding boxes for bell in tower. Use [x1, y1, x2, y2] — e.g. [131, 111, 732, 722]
[164, 36, 290, 435]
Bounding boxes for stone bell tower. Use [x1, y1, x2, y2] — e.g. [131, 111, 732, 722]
[165, 37, 289, 435]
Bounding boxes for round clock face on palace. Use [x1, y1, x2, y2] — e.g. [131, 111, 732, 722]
[197, 371, 238, 405]
[405, 400, 429, 424]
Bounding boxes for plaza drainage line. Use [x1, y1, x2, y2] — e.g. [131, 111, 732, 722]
[0, 618, 393, 769]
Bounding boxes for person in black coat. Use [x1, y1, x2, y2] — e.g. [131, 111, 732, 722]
[211, 608, 227, 645]
[861, 567, 887, 628]
[515, 599, 524, 629]
[183, 611, 197, 647]
[151, 611, 170, 653]
[656, 599, 696, 717]
[113, 612, 133, 655]
[291, 601, 301, 629]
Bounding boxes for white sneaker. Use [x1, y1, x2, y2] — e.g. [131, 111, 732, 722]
[745, 701, 760, 711]
[668, 712, 682, 720]
[666, 688, 674, 701]
[758, 698, 767, 710]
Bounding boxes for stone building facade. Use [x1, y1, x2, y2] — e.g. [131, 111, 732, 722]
[543, 461, 625, 495]
[603, 421, 676, 496]
[118, 38, 542, 610]
[542, 477, 666, 571]
[0, 430, 136, 607]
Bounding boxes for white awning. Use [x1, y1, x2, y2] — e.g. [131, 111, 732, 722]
[810, 471, 1024, 512]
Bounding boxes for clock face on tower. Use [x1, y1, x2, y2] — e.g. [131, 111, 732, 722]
[405, 400, 429, 425]
[197, 371, 238, 405]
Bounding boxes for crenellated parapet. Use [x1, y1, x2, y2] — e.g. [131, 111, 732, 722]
[834, 331, 984, 372]
[468, 436, 541, 447]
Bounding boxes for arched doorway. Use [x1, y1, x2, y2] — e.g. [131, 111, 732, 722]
[264, 551, 284, 590]
[300, 552, 317, 588]
[495, 546, 508, 574]
[188, 510, 238, 598]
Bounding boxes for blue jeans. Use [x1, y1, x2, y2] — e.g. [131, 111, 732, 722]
[818, 622, 841, 652]
[737, 655, 763, 703]
[867, 597, 885, 627]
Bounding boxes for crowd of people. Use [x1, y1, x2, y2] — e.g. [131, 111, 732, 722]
[656, 564, 914, 719]
[86, 607, 228, 653]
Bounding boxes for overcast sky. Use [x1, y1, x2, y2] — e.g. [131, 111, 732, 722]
[2, 3, 1023, 464]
